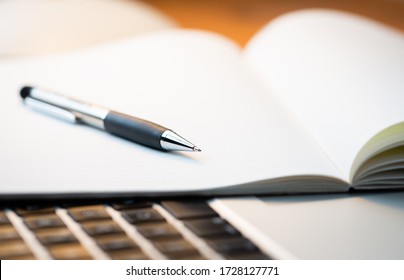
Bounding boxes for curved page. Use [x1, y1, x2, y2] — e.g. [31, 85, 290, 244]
[0, 30, 342, 197]
[244, 9, 404, 183]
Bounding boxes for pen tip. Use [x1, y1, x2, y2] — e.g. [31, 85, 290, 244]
[193, 146, 202, 152]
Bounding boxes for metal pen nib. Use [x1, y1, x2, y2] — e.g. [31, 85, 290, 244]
[160, 130, 201, 152]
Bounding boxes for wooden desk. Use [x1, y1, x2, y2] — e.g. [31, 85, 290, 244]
[140, 0, 404, 45]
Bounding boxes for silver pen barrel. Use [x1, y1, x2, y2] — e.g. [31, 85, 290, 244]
[21, 87, 109, 129]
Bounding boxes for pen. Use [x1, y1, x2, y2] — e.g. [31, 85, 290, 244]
[20, 86, 201, 152]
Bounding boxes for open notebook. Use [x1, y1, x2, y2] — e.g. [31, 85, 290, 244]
[0, 9, 403, 199]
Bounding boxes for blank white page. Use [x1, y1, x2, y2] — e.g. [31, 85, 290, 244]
[244, 9, 404, 182]
[0, 30, 341, 196]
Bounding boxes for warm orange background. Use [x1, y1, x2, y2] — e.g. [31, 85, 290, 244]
[140, 0, 404, 45]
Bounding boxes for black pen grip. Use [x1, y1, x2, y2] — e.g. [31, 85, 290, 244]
[104, 111, 167, 150]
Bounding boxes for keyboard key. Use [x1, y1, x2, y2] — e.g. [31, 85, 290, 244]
[81, 220, 124, 236]
[137, 223, 181, 240]
[176, 254, 206, 260]
[96, 236, 138, 252]
[111, 200, 153, 210]
[24, 214, 64, 230]
[0, 212, 10, 225]
[6, 254, 36, 260]
[36, 228, 77, 245]
[184, 217, 239, 237]
[160, 200, 217, 220]
[68, 205, 110, 222]
[49, 243, 92, 259]
[226, 252, 271, 260]
[109, 250, 149, 260]
[0, 240, 32, 259]
[0, 226, 20, 242]
[122, 208, 164, 224]
[15, 206, 55, 217]
[206, 236, 259, 256]
[153, 239, 199, 258]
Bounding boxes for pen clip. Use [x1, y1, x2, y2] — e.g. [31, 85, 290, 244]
[23, 96, 78, 123]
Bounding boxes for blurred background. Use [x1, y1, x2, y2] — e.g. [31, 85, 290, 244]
[140, 0, 404, 45]
[1, 0, 403, 56]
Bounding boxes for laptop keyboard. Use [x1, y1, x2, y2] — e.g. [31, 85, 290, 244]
[0, 200, 271, 260]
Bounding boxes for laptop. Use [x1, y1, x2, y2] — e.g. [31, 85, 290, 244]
[1, 191, 404, 260]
